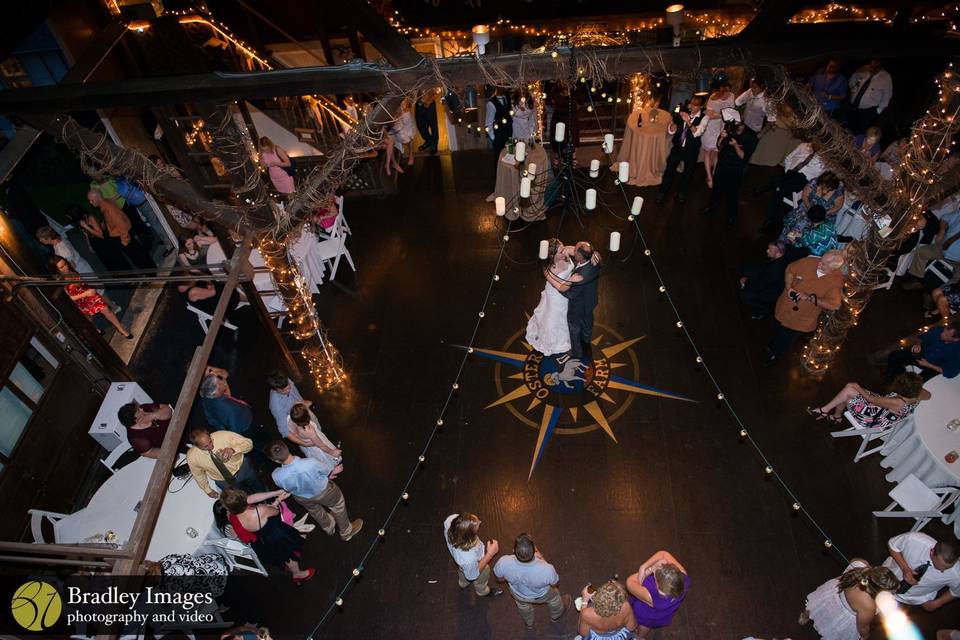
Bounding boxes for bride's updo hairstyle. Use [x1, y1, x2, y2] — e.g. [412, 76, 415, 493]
[542, 238, 563, 269]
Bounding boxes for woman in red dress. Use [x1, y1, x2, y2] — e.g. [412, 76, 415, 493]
[52, 256, 133, 339]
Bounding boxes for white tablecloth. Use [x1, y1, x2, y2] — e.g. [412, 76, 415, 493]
[206, 242, 285, 312]
[879, 375, 960, 488]
[289, 225, 326, 294]
[55, 457, 216, 561]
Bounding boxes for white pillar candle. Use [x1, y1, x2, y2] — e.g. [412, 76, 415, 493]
[495, 196, 506, 216]
[618, 161, 630, 183]
[589, 159, 600, 178]
[520, 176, 531, 198]
[554, 122, 566, 142]
[603, 134, 614, 154]
[609, 231, 621, 252]
[527, 162, 537, 177]
[585, 188, 597, 210]
[538, 239, 550, 260]
[631, 196, 644, 215]
[515, 141, 526, 162]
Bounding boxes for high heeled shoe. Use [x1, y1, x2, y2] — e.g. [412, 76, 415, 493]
[292, 568, 316, 585]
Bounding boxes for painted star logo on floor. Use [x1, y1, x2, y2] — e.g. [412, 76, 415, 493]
[471, 324, 695, 479]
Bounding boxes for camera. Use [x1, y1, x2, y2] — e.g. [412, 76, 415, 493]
[788, 290, 801, 302]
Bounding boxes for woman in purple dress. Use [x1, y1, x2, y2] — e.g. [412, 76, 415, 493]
[626, 550, 690, 637]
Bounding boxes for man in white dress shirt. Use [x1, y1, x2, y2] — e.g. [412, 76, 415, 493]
[443, 513, 503, 597]
[735, 77, 776, 134]
[882, 532, 959, 611]
[848, 59, 893, 133]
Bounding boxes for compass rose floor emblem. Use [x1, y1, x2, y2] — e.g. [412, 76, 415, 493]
[471, 324, 696, 479]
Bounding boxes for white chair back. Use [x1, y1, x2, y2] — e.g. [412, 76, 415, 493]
[873, 473, 960, 532]
[207, 536, 268, 576]
[830, 411, 903, 462]
[28, 509, 68, 544]
[100, 444, 133, 474]
[314, 212, 357, 282]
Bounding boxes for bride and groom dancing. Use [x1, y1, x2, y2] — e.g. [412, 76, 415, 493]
[525, 238, 602, 384]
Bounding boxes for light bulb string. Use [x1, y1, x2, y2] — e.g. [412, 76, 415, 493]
[576, 76, 851, 564]
[306, 218, 514, 637]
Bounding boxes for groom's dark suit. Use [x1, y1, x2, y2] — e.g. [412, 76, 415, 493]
[563, 259, 601, 360]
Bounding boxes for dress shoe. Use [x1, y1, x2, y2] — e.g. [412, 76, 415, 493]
[418, 142, 429, 151]
[483, 588, 505, 597]
[701, 206, 714, 216]
[340, 518, 364, 541]
[750, 312, 768, 320]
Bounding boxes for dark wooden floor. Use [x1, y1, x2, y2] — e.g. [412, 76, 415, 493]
[131, 150, 957, 639]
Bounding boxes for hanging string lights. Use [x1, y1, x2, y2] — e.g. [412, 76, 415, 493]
[788, 3, 894, 24]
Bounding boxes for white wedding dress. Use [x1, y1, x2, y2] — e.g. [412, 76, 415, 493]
[525, 262, 573, 356]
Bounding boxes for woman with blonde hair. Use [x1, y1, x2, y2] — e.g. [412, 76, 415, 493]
[576, 580, 637, 640]
[259, 137, 295, 195]
[442, 512, 501, 597]
[800, 560, 898, 639]
[626, 550, 689, 638]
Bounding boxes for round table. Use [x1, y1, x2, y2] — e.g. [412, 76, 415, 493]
[490, 144, 550, 222]
[615, 108, 672, 187]
[206, 241, 284, 312]
[879, 375, 960, 488]
[54, 457, 216, 561]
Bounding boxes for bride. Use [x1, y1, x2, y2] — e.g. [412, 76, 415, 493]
[526, 238, 582, 356]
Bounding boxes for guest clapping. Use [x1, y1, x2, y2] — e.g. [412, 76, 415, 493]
[626, 550, 689, 638]
[806, 373, 929, 427]
[657, 96, 705, 205]
[443, 513, 503, 597]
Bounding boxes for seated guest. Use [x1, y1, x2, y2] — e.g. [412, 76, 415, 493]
[576, 580, 637, 640]
[177, 235, 217, 303]
[885, 321, 960, 381]
[657, 95, 705, 205]
[221, 624, 272, 640]
[287, 403, 341, 467]
[853, 126, 883, 161]
[626, 550, 689, 638]
[798, 210, 839, 257]
[880, 135, 909, 171]
[739, 242, 789, 320]
[220, 487, 314, 583]
[891, 210, 938, 269]
[117, 401, 173, 458]
[930, 283, 960, 321]
[267, 370, 308, 436]
[802, 172, 845, 221]
[760, 141, 825, 230]
[768, 251, 844, 365]
[186, 427, 264, 498]
[200, 365, 255, 438]
[143, 553, 228, 605]
[808, 59, 847, 115]
[780, 204, 827, 250]
[883, 532, 959, 611]
[805, 372, 929, 427]
[51, 256, 132, 339]
[902, 204, 960, 291]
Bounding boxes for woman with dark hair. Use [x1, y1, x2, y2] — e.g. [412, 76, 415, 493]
[511, 91, 537, 142]
[626, 550, 689, 638]
[177, 234, 217, 302]
[52, 256, 132, 338]
[525, 238, 582, 356]
[259, 137, 295, 195]
[68, 205, 129, 273]
[802, 171, 845, 220]
[807, 372, 930, 426]
[800, 560, 898, 639]
[220, 487, 314, 583]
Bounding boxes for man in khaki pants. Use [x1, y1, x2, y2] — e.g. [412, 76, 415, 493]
[268, 441, 362, 541]
[494, 533, 570, 628]
[443, 513, 503, 597]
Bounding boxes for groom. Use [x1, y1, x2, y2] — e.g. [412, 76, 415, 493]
[563, 241, 601, 367]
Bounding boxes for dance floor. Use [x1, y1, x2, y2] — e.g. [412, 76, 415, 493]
[131, 151, 956, 639]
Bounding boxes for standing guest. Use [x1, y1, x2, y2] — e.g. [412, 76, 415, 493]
[739, 242, 789, 320]
[885, 321, 960, 381]
[657, 95, 705, 205]
[266, 370, 307, 437]
[799, 560, 898, 639]
[442, 512, 503, 597]
[287, 403, 340, 467]
[852, 126, 883, 161]
[414, 91, 439, 155]
[485, 87, 513, 158]
[883, 532, 959, 610]
[221, 487, 314, 583]
[52, 257, 132, 339]
[87, 189, 153, 270]
[68, 206, 129, 274]
[805, 373, 929, 426]
[268, 440, 363, 541]
[494, 533, 570, 628]
[576, 580, 637, 640]
[701, 81, 736, 188]
[626, 550, 689, 638]
[37, 227, 93, 275]
[186, 427, 264, 498]
[389, 98, 417, 171]
[117, 401, 173, 459]
[809, 59, 848, 116]
[511, 92, 537, 142]
[259, 137, 295, 196]
[200, 365, 255, 438]
[701, 108, 758, 226]
[735, 77, 776, 134]
[848, 59, 893, 133]
[903, 205, 960, 290]
[767, 251, 844, 365]
[759, 141, 825, 231]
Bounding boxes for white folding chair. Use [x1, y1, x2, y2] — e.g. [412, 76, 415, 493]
[27, 509, 68, 543]
[829, 411, 902, 462]
[874, 251, 917, 291]
[318, 196, 351, 239]
[185, 304, 239, 335]
[207, 537, 268, 576]
[782, 191, 801, 209]
[873, 473, 960, 532]
[313, 212, 356, 282]
[100, 444, 134, 474]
